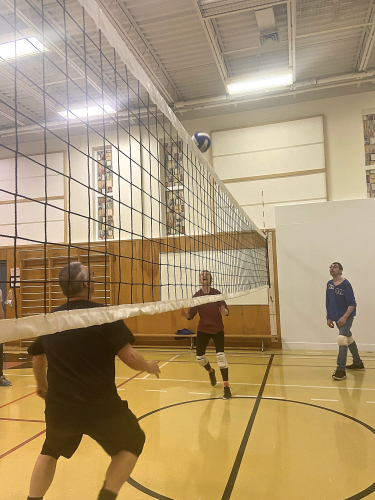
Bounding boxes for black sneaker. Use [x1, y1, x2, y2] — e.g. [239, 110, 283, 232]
[223, 386, 232, 399]
[345, 363, 365, 370]
[332, 369, 346, 381]
[209, 369, 217, 387]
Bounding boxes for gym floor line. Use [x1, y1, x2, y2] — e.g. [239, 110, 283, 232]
[2, 348, 375, 499]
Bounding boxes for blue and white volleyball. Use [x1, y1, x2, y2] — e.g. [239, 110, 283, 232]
[192, 132, 211, 153]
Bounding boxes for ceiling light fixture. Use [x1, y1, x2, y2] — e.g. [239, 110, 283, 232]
[0, 37, 46, 60]
[58, 105, 116, 120]
[226, 70, 293, 95]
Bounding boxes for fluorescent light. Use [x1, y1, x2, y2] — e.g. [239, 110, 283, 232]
[226, 72, 293, 94]
[0, 37, 46, 60]
[58, 105, 116, 120]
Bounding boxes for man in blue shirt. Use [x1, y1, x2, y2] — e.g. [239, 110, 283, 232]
[326, 262, 364, 380]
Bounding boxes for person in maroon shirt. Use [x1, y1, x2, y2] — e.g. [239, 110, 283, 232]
[181, 270, 231, 399]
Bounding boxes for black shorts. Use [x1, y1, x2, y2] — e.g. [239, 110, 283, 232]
[42, 400, 145, 460]
[196, 330, 225, 356]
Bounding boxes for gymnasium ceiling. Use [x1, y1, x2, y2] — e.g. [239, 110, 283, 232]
[97, 0, 375, 118]
[1, 0, 375, 142]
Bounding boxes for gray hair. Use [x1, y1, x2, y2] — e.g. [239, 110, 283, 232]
[59, 262, 89, 298]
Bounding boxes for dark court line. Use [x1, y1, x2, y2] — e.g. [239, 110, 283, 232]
[221, 354, 274, 500]
[127, 478, 174, 500]
[0, 429, 46, 460]
[116, 370, 145, 388]
[0, 417, 45, 423]
[0, 391, 36, 409]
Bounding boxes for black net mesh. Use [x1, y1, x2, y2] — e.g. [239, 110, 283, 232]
[0, 0, 268, 340]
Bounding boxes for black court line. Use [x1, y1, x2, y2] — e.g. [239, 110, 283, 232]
[127, 478, 175, 500]
[220, 354, 274, 500]
[129, 391, 375, 500]
[237, 397, 375, 500]
[128, 397, 233, 500]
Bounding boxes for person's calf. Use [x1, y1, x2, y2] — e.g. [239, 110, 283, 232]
[104, 450, 138, 494]
[28, 454, 57, 499]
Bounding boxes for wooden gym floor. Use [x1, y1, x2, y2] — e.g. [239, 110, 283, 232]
[1, 347, 375, 500]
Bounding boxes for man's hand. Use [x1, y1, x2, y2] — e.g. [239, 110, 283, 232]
[219, 304, 229, 316]
[337, 316, 347, 327]
[327, 319, 335, 328]
[36, 385, 47, 399]
[147, 361, 161, 378]
[180, 309, 190, 319]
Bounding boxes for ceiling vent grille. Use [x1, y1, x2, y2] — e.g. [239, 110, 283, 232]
[259, 30, 280, 45]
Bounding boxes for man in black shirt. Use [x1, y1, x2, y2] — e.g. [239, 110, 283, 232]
[27, 262, 160, 500]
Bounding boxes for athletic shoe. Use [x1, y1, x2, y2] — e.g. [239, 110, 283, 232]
[0, 375, 12, 386]
[223, 386, 232, 399]
[345, 362, 365, 370]
[332, 370, 346, 381]
[209, 369, 217, 387]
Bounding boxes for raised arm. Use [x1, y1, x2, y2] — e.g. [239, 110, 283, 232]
[117, 343, 160, 378]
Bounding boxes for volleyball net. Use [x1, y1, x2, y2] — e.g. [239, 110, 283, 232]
[0, 0, 268, 342]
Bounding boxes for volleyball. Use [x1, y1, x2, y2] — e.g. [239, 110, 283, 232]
[192, 132, 211, 153]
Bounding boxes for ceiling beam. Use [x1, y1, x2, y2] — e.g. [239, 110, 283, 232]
[296, 23, 372, 40]
[193, 0, 228, 85]
[173, 69, 375, 112]
[97, 0, 182, 104]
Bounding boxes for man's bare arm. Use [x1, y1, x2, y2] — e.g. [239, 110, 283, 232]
[32, 354, 48, 399]
[117, 343, 160, 378]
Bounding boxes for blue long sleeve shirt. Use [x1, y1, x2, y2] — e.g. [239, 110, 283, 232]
[326, 279, 356, 322]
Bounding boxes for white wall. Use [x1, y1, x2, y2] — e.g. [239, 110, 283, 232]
[211, 116, 327, 228]
[0, 129, 148, 244]
[182, 91, 373, 202]
[275, 199, 375, 350]
[0, 152, 65, 246]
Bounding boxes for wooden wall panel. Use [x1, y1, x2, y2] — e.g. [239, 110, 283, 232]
[2, 233, 280, 349]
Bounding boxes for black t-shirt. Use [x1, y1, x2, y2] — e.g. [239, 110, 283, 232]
[27, 300, 134, 410]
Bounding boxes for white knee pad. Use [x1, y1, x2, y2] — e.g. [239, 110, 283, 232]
[347, 336, 354, 345]
[337, 336, 348, 346]
[196, 355, 209, 367]
[216, 352, 228, 369]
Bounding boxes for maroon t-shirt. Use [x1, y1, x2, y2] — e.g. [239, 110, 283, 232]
[188, 288, 228, 334]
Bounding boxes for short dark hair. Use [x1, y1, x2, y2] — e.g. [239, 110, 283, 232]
[332, 262, 343, 271]
[59, 262, 88, 298]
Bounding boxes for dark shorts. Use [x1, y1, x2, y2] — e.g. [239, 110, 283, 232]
[196, 330, 225, 356]
[42, 400, 145, 460]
